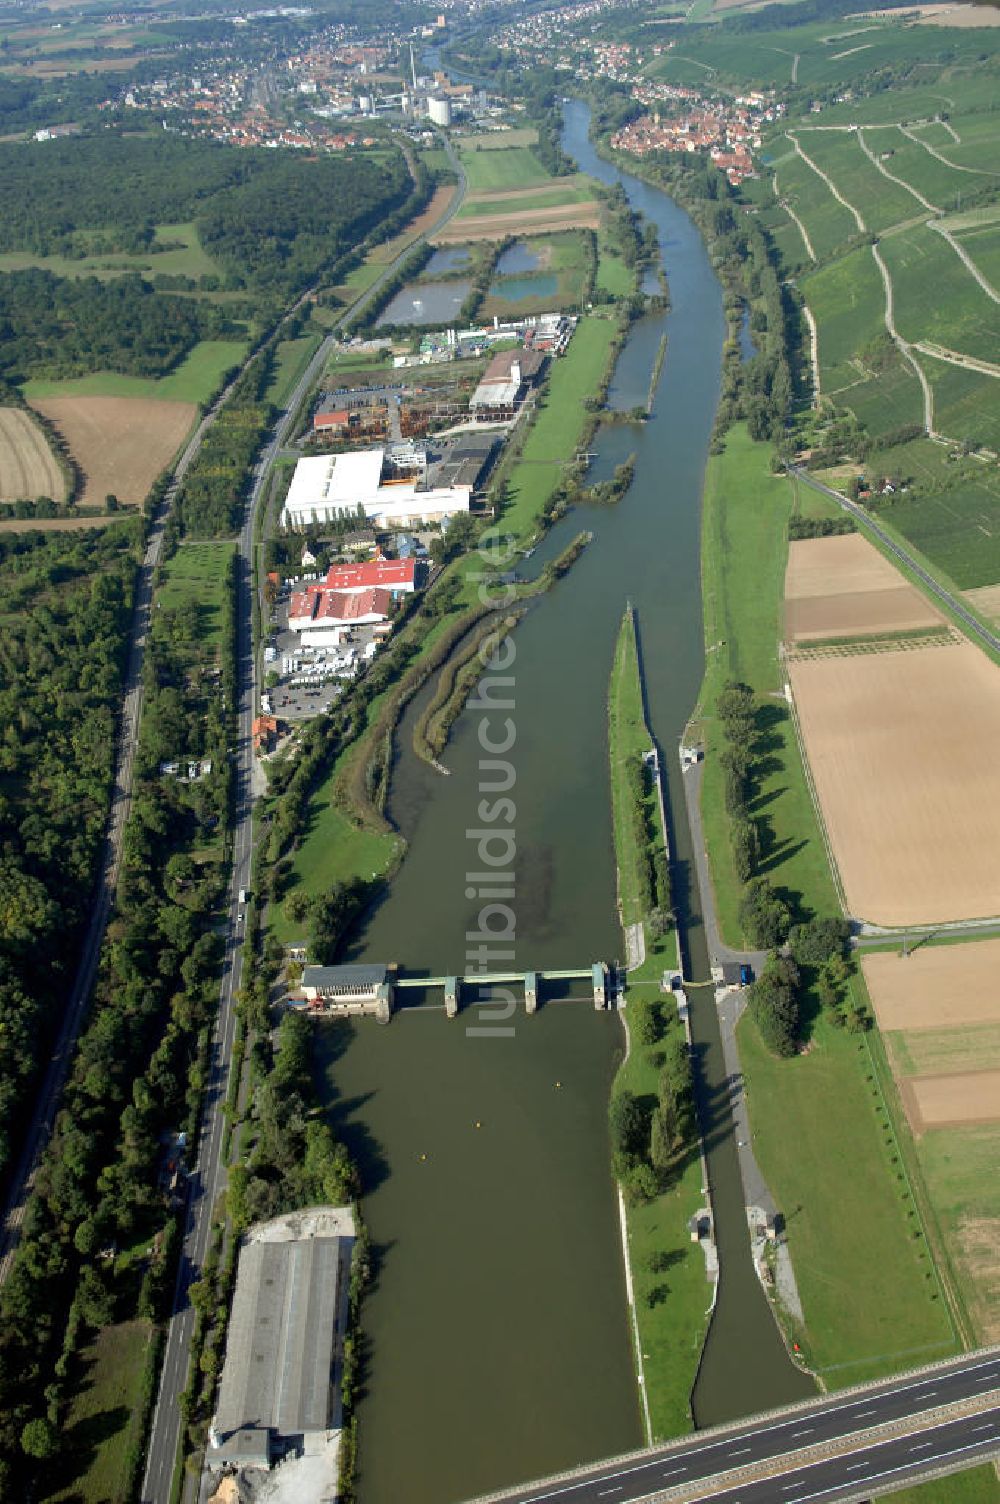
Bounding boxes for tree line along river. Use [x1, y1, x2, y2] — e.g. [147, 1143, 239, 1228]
[314, 99, 811, 1504]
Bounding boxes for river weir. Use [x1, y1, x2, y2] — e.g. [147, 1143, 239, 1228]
[317, 99, 811, 1504]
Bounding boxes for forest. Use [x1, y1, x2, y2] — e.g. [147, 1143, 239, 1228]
[0, 524, 137, 1191]
[0, 269, 237, 383]
[0, 134, 411, 302]
[0, 542, 237, 1496]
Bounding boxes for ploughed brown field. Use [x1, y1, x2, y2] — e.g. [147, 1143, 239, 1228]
[433, 202, 602, 243]
[0, 406, 65, 503]
[863, 939, 1000, 1031]
[787, 639, 1000, 925]
[29, 396, 196, 507]
[900, 1071, 1000, 1132]
[784, 533, 944, 641]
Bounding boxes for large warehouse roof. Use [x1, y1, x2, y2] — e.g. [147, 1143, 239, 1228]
[214, 1235, 344, 1441]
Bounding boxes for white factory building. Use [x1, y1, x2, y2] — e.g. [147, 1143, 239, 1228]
[281, 446, 471, 530]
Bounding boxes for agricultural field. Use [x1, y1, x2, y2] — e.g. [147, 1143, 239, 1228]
[952, 219, 1000, 291]
[880, 222, 1000, 366]
[864, 939, 1000, 1340]
[783, 533, 943, 642]
[263, 332, 323, 409]
[0, 406, 65, 503]
[770, 146, 859, 264]
[29, 395, 196, 508]
[436, 200, 602, 243]
[801, 245, 884, 390]
[793, 130, 922, 235]
[921, 355, 1000, 454]
[786, 638, 1000, 925]
[860, 130, 991, 213]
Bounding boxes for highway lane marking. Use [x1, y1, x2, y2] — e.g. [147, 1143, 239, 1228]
[790, 1428, 814, 1438]
[597, 1490, 623, 1497]
[728, 1448, 752, 1456]
[845, 1461, 871, 1471]
[909, 1440, 934, 1451]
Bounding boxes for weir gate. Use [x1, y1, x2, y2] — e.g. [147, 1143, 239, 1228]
[395, 964, 612, 1018]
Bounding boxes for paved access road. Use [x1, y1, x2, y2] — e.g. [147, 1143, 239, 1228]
[467, 1349, 1000, 1504]
[142, 160, 469, 1502]
[788, 467, 1000, 659]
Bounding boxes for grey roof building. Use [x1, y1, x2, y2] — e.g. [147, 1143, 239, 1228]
[211, 1235, 348, 1466]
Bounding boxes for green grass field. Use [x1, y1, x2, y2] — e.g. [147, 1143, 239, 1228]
[872, 455, 1000, 589]
[739, 1014, 959, 1382]
[270, 779, 402, 943]
[21, 338, 247, 406]
[613, 1006, 713, 1440]
[893, 1468, 1000, 1504]
[157, 540, 235, 655]
[916, 1123, 1000, 1354]
[42, 1319, 155, 1504]
[697, 426, 841, 944]
[264, 332, 323, 408]
[880, 223, 1000, 365]
[492, 315, 618, 542]
[456, 143, 552, 194]
[0, 220, 222, 283]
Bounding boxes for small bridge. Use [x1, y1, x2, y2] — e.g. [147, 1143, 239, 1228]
[394, 964, 611, 1018]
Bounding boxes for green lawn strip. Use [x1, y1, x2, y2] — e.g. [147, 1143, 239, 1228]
[915, 1122, 1000, 1352]
[42, 1318, 155, 1504]
[738, 1012, 958, 1382]
[157, 540, 237, 657]
[614, 1017, 713, 1441]
[0, 219, 221, 283]
[495, 315, 618, 542]
[697, 426, 840, 946]
[264, 332, 323, 408]
[892, 1467, 1000, 1504]
[22, 338, 249, 405]
[609, 609, 654, 932]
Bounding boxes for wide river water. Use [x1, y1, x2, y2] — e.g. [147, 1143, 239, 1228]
[317, 99, 812, 1504]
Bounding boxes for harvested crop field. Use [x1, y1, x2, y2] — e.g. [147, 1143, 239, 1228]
[787, 639, 1000, 924]
[433, 202, 602, 244]
[965, 582, 1000, 622]
[863, 938, 1000, 1030]
[900, 1070, 1000, 1133]
[0, 407, 65, 503]
[784, 533, 943, 641]
[29, 396, 195, 507]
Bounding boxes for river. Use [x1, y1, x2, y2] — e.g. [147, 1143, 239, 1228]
[317, 98, 811, 1504]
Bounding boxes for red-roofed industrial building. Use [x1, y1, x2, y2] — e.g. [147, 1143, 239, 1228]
[322, 558, 423, 595]
[289, 586, 394, 645]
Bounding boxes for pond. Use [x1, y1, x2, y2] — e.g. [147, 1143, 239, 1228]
[379, 279, 472, 326]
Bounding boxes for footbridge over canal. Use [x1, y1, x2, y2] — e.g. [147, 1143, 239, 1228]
[395, 963, 612, 1018]
[463, 1346, 1000, 1504]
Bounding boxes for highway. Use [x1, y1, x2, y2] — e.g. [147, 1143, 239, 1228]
[141, 158, 468, 1503]
[467, 1349, 1000, 1504]
[0, 383, 245, 1286]
[788, 466, 1000, 658]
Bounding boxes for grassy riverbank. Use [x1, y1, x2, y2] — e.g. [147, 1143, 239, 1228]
[608, 609, 709, 1440]
[694, 425, 960, 1385]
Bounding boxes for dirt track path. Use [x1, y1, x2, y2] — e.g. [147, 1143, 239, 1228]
[930, 219, 1000, 303]
[788, 132, 866, 232]
[916, 341, 1000, 378]
[858, 127, 940, 213]
[872, 240, 935, 435]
